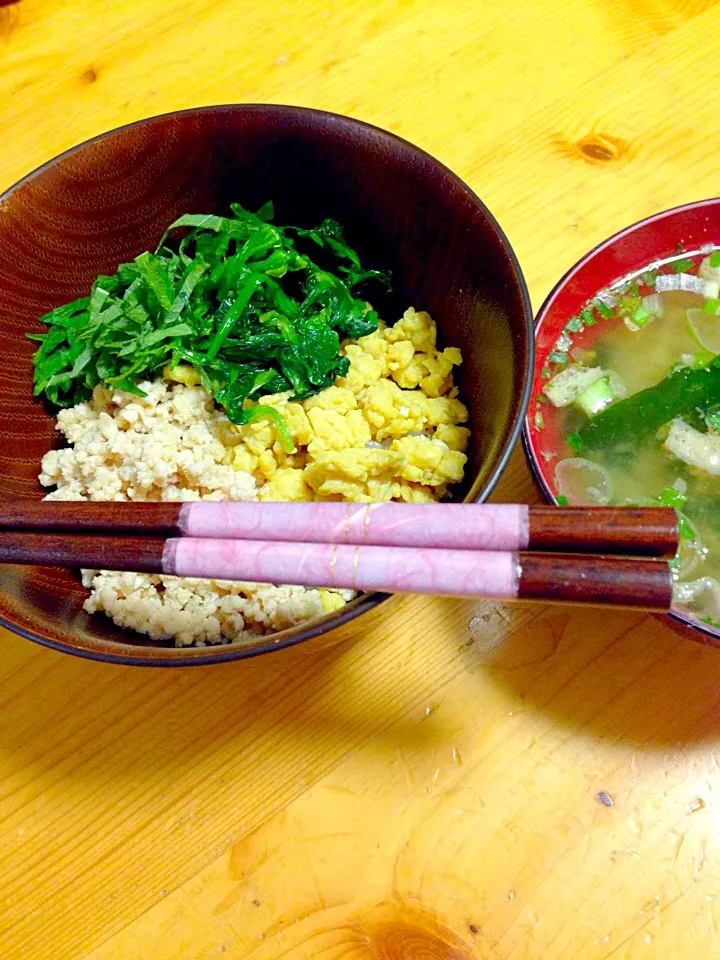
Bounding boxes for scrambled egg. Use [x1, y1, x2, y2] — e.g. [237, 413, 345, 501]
[212, 308, 469, 503]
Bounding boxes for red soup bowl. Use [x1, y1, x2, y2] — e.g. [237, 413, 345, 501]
[523, 197, 720, 646]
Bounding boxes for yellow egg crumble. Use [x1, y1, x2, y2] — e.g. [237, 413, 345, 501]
[214, 307, 470, 503]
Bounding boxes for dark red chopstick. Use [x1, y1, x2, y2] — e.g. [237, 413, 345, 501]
[0, 501, 679, 557]
[0, 530, 673, 613]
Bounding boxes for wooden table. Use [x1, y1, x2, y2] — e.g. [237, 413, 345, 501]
[2, 1, 720, 957]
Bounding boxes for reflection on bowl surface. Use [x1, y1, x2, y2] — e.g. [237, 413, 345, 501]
[524, 197, 720, 646]
[0, 104, 533, 665]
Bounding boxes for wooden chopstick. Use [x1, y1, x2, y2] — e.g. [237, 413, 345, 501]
[0, 531, 673, 613]
[0, 502, 679, 557]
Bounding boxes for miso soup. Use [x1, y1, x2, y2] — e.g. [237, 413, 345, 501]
[538, 249, 720, 629]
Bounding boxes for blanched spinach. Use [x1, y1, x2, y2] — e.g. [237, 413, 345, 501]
[29, 202, 390, 447]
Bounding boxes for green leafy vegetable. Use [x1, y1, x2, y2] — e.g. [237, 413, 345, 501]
[578, 356, 720, 452]
[28, 202, 390, 449]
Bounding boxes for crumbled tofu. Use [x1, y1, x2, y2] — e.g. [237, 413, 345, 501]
[664, 418, 720, 475]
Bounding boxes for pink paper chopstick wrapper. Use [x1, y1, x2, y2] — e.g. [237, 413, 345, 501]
[179, 502, 529, 551]
[164, 538, 519, 598]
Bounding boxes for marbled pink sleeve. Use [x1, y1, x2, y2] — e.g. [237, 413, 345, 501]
[178, 502, 529, 551]
[164, 538, 519, 599]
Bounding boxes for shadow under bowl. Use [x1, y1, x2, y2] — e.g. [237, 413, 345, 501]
[0, 104, 533, 665]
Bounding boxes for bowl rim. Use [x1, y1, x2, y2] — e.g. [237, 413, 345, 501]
[521, 196, 720, 645]
[0, 102, 534, 665]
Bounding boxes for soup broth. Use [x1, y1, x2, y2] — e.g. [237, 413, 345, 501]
[539, 251, 720, 628]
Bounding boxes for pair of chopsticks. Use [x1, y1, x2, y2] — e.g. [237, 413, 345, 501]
[0, 502, 677, 612]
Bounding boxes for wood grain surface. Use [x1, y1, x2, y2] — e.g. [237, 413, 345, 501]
[2, 1, 720, 958]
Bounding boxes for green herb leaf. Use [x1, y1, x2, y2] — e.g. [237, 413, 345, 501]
[30, 203, 390, 433]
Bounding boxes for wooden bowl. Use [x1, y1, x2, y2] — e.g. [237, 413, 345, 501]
[523, 197, 720, 646]
[0, 104, 533, 665]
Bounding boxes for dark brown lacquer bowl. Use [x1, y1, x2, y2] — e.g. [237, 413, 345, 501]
[0, 105, 533, 665]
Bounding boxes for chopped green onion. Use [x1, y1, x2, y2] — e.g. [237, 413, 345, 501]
[675, 241, 685, 254]
[704, 298, 720, 315]
[631, 306, 653, 328]
[548, 351, 569, 364]
[541, 365, 551, 379]
[619, 294, 641, 316]
[657, 485, 687, 509]
[641, 269, 658, 286]
[594, 299, 613, 319]
[564, 315, 583, 332]
[672, 257, 695, 273]
[565, 431, 585, 453]
[575, 375, 615, 417]
[629, 280, 639, 297]
[556, 494, 569, 505]
[534, 410, 545, 429]
[580, 307, 597, 326]
[535, 394, 547, 404]
[710, 251, 720, 267]
[694, 351, 715, 368]
[677, 514, 696, 540]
